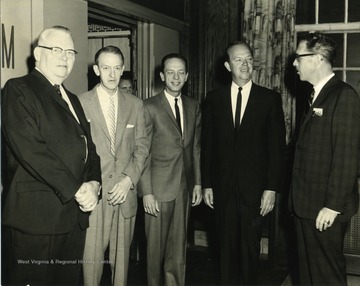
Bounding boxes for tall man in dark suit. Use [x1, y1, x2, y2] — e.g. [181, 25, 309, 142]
[79, 46, 149, 286]
[138, 53, 202, 286]
[1, 26, 101, 286]
[201, 41, 286, 285]
[290, 32, 360, 285]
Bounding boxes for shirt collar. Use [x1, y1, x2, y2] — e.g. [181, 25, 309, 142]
[231, 80, 252, 93]
[313, 73, 335, 96]
[97, 84, 118, 98]
[164, 90, 182, 102]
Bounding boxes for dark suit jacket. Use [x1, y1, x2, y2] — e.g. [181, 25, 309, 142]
[291, 76, 360, 221]
[2, 69, 101, 235]
[201, 82, 286, 207]
[138, 91, 201, 202]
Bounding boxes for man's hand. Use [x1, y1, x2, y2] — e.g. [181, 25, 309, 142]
[203, 188, 214, 209]
[192, 185, 202, 206]
[260, 190, 276, 216]
[75, 181, 100, 212]
[108, 175, 133, 206]
[316, 207, 339, 231]
[143, 194, 159, 217]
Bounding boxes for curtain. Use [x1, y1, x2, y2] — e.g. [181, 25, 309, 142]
[242, 0, 296, 144]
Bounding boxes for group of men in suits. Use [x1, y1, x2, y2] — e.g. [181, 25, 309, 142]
[2, 25, 360, 286]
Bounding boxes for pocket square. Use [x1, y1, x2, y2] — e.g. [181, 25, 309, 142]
[313, 108, 323, 116]
[126, 124, 135, 128]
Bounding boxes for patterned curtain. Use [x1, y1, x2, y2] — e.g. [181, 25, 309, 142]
[242, 0, 296, 144]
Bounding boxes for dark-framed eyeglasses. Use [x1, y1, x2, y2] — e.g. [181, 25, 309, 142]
[38, 45, 78, 59]
[295, 53, 316, 60]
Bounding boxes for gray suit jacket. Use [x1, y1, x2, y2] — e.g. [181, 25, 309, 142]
[79, 84, 149, 218]
[138, 91, 201, 202]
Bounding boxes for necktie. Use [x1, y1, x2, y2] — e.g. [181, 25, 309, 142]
[109, 95, 116, 156]
[54, 84, 63, 99]
[174, 98, 182, 134]
[308, 89, 315, 107]
[235, 87, 242, 129]
[303, 89, 315, 120]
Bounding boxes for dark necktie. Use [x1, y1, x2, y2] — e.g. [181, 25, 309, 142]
[235, 87, 242, 129]
[54, 84, 62, 98]
[308, 89, 315, 107]
[175, 98, 182, 134]
[304, 89, 315, 116]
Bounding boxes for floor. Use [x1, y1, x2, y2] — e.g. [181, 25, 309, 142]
[99, 245, 360, 286]
[102, 245, 289, 286]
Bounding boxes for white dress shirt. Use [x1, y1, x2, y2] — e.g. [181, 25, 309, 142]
[97, 84, 119, 136]
[231, 80, 252, 125]
[164, 90, 184, 133]
[312, 73, 335, 103]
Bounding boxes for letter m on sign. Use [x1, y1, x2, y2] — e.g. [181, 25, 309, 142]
[2, 24, 15, 69]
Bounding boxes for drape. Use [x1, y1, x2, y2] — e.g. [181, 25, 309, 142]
[242, 0, 296, 143]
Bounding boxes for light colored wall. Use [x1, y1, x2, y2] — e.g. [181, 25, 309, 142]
[1, 0, 88, 94]
[153, 24, 179, 93]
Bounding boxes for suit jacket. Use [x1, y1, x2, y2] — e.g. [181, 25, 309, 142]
[2, 69, 101, 234]
[291, 76, 360, 221]
[201, 82, 286, 207]
[79, 84, 149, 218]
[138, 91, 201, 202]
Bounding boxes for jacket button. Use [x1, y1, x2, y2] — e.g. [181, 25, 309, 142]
[109, 175, 113, 178]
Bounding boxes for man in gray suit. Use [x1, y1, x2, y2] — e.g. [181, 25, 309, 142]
[79, 45, 149, 286]
[138, 53, 202, 286]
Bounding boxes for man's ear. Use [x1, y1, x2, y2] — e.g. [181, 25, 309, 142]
[33, 47, 41, 62]
[224, 61, 231, 72]
[160, 72, 165, 82]
[93, 65, 100, 76]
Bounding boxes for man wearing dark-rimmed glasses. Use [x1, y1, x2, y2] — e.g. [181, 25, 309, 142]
[2, 25, 101, 285]
[290, 32, 360, 285]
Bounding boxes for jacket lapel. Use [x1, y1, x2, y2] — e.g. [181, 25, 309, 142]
[159, 92, 182, 135]
[222, 86, 236, 135]
[87, 85, 111, 141]
[115, 91, 129, 147]
[298, 76, 339, 139]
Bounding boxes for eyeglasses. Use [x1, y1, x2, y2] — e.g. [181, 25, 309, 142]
[295, 53, 315, 59]
[38, 46, 78, 59]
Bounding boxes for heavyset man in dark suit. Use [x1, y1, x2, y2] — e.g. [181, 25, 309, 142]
[1, 26, 101, 285]
[138, 53, 202, 286]
[79, 46, 149, 286]
[201, 41, 286, 285]
[290, 32, 360, 285]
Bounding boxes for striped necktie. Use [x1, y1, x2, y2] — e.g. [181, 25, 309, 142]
[109, 94, 116, 156]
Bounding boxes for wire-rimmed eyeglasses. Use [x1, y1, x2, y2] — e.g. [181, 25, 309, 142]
[38, 45, 78, 59]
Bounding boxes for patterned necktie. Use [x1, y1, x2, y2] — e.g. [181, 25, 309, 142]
[308, 89, 315, 107]
[175, 98, 182, 134]
[109, 95, 116, 156]
[303, 89, 315, 120]
[235, 87, 242, 129]
[54, 84, 61, 97]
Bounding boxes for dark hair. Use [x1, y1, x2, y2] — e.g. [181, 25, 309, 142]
[94, 45, 124, 65]
[299, 32, 337, 66]
[224, 40, 253, 62]
[161, 53, 188, 72]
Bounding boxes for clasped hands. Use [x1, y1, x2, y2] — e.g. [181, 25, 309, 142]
[75, 180, 100, 212]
